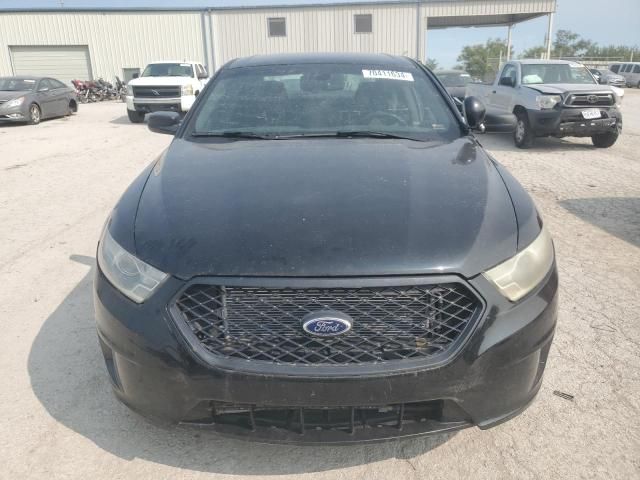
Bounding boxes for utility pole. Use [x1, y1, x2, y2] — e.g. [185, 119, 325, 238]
[506, 24, 512, 60]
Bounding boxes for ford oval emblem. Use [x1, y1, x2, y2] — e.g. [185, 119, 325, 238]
[301, 310, 353, 337]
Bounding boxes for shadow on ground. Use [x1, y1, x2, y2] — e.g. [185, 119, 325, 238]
[559, 197, 640, 248]
[28, 255, 453, 475]
[110, 114, 147, 125]
[479, 132, 597, 152]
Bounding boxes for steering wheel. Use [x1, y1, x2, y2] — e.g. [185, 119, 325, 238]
[365, 111, 409, 127]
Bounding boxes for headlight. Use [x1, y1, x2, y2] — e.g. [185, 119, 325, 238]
[535, 95, 561, 110]
[483, 225, 554, 302]
[5, 97, 25, 108]
[126, 85, 133, 96]
[98, 227, 168, 303]
[182, 84, 194, 96]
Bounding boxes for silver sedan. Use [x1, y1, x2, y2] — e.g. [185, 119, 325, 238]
[0, 76, 78, 125]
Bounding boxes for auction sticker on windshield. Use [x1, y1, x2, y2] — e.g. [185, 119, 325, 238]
[362, 70, 414, 81]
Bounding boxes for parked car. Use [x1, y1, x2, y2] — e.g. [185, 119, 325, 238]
[95, 53, 558, 444]
[467, 60, 623, 148]
[611, 62, 640, 88]
[589, 68, 626, 87]
[125, 60, 209, 123]
[0, 76, 77, 125]
[434, 69, 473, 100]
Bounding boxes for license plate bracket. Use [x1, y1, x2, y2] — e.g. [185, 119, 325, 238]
[582, 108, 601, 120]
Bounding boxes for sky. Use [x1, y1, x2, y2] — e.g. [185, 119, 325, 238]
[1, 0, 638, 68]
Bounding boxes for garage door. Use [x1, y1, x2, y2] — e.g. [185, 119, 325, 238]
[10, 45, 92, 87]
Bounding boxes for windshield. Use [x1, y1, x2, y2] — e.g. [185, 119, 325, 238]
[142, 63, 193, 77]
[190, 63, 461, 142]
[436, 72, 471, 87]
[0, 78, 36, 91]
[521, 63, 596, 85]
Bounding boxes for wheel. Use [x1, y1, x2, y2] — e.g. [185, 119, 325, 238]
[67, 100, 78, 116]
[591, 130, 619, 148]
[28, 103, 41, 125]
[127, 109, 145, 123]
[514, 111, 534, 149]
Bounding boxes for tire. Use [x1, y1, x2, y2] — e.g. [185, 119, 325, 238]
[28, 103, 41, 125]
[514, 111, 534, 149]
[67, 100, 78, 116]
[591, 130, 619, 148]
[127, 109, 145, 123]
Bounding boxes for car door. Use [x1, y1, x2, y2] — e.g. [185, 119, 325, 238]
[631, 64, 640, 87]
[490, 63, 518, 113]
[35, 79, 57, 118]
[195, 63, 208, 90]
[48, 78, 70, 114]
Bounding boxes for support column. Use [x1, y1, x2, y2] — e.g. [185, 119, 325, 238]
[506, 24, 512, 60]
[546, 12, 554, 59]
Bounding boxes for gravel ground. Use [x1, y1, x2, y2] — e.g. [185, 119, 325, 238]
[0, 91, 638, 480]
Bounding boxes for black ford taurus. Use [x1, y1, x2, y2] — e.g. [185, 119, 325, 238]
[94, 53, 558, 443]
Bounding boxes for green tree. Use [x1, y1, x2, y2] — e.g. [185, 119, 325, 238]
[457, 38, 512, 81]
[521, 45, 547, 59]
[519, 30, 638, 61]
[424, 58, 439, 70]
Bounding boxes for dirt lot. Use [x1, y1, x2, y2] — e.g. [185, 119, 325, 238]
[1, 91, 639, 480]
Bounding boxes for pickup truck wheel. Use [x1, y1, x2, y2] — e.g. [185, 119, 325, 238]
[514, 112, 534, 149]
[127, 109, 145, 123]
[591, 130, 619, 148]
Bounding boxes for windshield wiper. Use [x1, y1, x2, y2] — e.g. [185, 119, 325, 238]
[273, 131, 423, 141]
[191, 131, 273, 140]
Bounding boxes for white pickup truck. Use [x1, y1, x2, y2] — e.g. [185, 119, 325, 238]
[125, 61, 209, 123]
[467, 60, 623, 148]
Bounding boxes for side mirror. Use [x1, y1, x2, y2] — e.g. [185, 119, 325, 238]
[499, 76, 516, 87]
[148, 111, 181, 135]
[132, 73, 139, 79]
[483, 112, 517, 133]
[463, 96, 486, 130]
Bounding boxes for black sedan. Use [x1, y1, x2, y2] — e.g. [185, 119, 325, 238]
[0, 76, 78, 125]
[94, 53, 558, 443]
[434, 69, 473, 100]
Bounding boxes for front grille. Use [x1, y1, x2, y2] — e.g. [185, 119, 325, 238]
[174, 282, 482, 366]
[132, 85, 181, 98]
[565, 93, 615, 107]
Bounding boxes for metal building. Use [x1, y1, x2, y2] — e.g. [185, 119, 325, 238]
[0, 0, 556, 85]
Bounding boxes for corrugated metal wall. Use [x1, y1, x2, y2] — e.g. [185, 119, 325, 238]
[212, 4, 418, 67]
[0, 2, 556, 80]
[0, 12, 205, 81]
[424, 0, 556, 16]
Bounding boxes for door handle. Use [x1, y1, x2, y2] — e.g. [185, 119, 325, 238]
[492, 90, 497, 94]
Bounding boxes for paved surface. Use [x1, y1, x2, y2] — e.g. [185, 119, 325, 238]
[1, 92, 639, 480]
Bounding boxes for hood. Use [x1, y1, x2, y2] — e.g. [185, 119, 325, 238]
[524, 84, 616, 95]
[134, 137, 518, 279]
[0, 90, 29, 101]
[128, 76, 193, 86]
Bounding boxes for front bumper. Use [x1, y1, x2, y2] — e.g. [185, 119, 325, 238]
[126, 94, 195, 113]
[94, 265, 558, 443]
[527, 106, 622, 138]
[0, 104, 28, 122]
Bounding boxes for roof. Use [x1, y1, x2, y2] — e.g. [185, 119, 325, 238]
[0, 75, 41, 80]
[434, 69, 468, 74]
[0, 1, 459, 13]
[516, 59, 586, 65]
[148, 60, 201, 64]
[229, 52, 416, 68]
